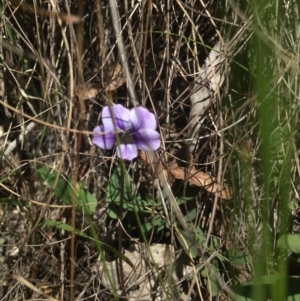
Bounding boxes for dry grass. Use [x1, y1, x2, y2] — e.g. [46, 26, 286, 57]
[0, 0, 300, 300]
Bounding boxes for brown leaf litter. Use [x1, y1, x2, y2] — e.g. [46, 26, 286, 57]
[139, 151, 231, 200]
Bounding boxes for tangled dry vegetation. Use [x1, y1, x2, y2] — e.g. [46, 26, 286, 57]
[1, 0, 300, 300]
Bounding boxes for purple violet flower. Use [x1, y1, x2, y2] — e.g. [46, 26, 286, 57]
[92, 104, 161, 160]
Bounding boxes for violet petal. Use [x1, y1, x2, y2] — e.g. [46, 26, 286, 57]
[102, 104, 131, 131]
[129, 107, 157, 131]
[116, 143, 138, 160]
[92, 125, 116, 150]
[132, 129, 161, 151]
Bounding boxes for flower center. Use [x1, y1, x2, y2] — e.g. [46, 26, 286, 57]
[119, 132, 134, 145]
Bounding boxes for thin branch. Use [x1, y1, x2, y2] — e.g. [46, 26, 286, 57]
[109, 0, 138, 106]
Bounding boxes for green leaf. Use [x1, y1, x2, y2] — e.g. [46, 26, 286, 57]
[207, 259, 221, 297]
[38, 167, 96, 213]
[231, 275, 281, 300]
[77, 183, 97, 214]
[183, 208, 197, 222]
[224, 250, 251, 265]
[278, 234, 300, 254]
[176, 196, 194, 205]
[141, 213, 167, 234]
[124, 195, 151, 212]
[38, 167, 75, 204]
[195, 226, 206, 245]
[287, 276, 300, 301]
[105, 167, 152, 218]
[231, 275, 300, 301]
[156, 224, 165, 232]
[0, 198, 29, 207]
[107, 207, 118, 219]
[141, 222, 153, 233]
[106, 166, 136, 204]
[176, 228, 199, 258]
[43, 219, 90, 238]
[200, 266, 208, 278]
[210, 237, 220, 250]
[240, 274, 279, 286]
[287, 293, 300, 301]
[199, 260, 221, 296]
